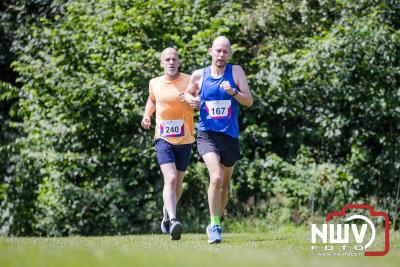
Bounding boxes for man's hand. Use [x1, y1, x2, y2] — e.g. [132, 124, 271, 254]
[221, 80, 237, 96]
[180, 92, 200, 109]
[141, 115, 151, 129]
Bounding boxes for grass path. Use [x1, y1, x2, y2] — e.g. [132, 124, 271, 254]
[1, 227, 399, 267]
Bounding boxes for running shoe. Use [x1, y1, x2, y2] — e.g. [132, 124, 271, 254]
[170, 220, 183, 241]
[206, 224, 222, 244]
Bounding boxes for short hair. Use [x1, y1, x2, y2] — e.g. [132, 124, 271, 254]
[212, 36, 231, 49]
[160, 47, 179, 61]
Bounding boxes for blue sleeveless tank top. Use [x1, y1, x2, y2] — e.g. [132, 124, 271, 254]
[198, 64, 240, 138]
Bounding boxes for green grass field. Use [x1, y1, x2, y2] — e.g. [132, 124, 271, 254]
[1, 226, 399, 267]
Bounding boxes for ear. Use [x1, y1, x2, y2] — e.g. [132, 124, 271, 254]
[208, 47, 213, 55]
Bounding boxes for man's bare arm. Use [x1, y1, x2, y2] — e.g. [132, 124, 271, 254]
[232, 65, 253, 107]
[141, 97, 156, 129]
[181, 69, 202, 109]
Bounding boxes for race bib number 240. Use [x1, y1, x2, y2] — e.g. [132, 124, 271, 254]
[160, 120, 184, 137]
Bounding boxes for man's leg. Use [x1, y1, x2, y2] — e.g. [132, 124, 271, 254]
[160, 163, 179, 220]
[160, 163, 184, 240]
[202, 152, 223, 219]
[202, 152, 224, 243]
[219, 164, 234, 217]
[172, 142, 191, 204]
[176, 170, 185, 202]
[202, 155, 234, 219]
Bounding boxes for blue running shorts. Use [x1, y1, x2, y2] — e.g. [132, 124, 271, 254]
[154, 139, 193, 171]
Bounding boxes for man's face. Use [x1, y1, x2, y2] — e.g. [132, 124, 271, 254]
[209, 41, 231, 68]
[161, 51, 180, 78]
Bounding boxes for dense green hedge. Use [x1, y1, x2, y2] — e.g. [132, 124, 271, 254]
[1, 0, 399, 235]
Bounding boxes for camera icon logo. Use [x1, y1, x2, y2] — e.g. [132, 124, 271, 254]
[311, 204, 390, 256]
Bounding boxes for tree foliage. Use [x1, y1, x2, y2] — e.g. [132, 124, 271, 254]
[1, 0, 399, 235]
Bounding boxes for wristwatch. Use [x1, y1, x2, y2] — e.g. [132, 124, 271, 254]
[231, 88, 239, 96]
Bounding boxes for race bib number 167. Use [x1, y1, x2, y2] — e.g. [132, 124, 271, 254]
[206, 100, 231, 119]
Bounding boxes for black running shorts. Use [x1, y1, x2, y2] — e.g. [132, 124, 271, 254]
[196, 131, 241, 167]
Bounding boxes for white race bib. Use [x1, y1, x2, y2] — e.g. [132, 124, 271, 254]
[160, 120, 184, 137]
[206, 100, 231, 119]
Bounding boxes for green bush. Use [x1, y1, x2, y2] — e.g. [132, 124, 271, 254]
[245, 0, 400, 207]
[4, 0, 249, 236]
[230, 146, 356, 224]
[1, 0, 399, 235]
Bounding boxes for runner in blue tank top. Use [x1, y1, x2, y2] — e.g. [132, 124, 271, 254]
[182, 36, 253, 244]
[197, 63, 240, 138]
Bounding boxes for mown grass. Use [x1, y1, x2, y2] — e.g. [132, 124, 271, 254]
[0, 226, 399, 267]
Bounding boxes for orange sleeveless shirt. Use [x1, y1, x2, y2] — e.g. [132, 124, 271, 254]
[149, 73, 195, 145]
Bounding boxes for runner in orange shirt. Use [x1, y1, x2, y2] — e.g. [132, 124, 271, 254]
[141, 48, 194, 240]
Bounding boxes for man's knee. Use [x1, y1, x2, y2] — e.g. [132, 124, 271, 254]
[164, 175, 179, 189]
[209, 175, 223, 187]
